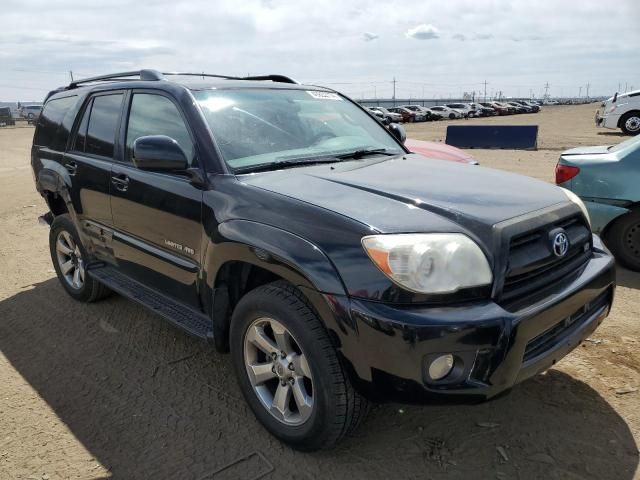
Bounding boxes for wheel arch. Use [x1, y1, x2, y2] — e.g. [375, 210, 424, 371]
[618, 110, 640, 128]
[203, 220, 348, 352]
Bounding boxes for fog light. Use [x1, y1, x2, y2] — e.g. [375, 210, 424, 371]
[428, 354, 454, 380]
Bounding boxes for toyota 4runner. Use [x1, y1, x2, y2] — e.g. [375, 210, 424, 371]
[32, 70, 615, 451]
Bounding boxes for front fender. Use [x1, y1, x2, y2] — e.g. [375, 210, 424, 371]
[206, 219, 347, 295]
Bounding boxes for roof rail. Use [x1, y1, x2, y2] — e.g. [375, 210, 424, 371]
[161, 72, 298, 84]
[68, 69, 163, 88]
[65, 69, 297, 91]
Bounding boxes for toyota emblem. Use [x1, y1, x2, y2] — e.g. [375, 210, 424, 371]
[552, 231, 569, 257]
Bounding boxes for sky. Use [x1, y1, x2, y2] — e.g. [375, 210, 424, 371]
[1, 0, 639, 101]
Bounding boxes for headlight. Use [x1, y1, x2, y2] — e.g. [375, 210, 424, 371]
[561, 188, 591, 227]
[361, 233, 492, 294]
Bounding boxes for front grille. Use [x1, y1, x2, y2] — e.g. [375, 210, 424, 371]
[500, 215, 592, 306]
[523, 289, 611, 362]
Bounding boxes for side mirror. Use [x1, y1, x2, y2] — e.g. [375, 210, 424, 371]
[133, 135, 188, 171]
[613, 92, 618, 103]
[388, 123, 406, 144]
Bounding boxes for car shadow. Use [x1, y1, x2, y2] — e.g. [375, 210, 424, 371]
[597, 131, 629, 138]
[616, 265, 640, 290]
[0, 279, 637, 480]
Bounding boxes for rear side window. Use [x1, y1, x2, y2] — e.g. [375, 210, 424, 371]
[125, 93, 194, 163]
[85, 94, 124, 158]
[34, 96, 77, 149]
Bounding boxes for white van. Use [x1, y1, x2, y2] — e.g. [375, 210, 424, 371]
[596, 90, 640, 135]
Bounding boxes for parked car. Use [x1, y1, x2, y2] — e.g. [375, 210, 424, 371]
[430, 105, 463, 119]
[0, 107, 15, 126]
[512, 101, 540, 113]
[542, 99, 559, 105]
[506, 102, 529, 113]
[20, 105, 43, 119]
[369, 106, 403, 124]
[388, 106, 424, 122]
[366, 107, 390, 125]
[556, 135, 640, 269]
[446, 103, 474, 118]
[480, 102, 507, 115]
[468, 103, 497, 117]
[405, 138, 478, 165]
[596, 89, 640, 135]
[400, 105, 434, 121]
[32, 69, 615, 451]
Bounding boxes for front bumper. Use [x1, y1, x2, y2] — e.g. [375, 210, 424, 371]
[595, 110, 620, 129]
[337, 241, 615, 402]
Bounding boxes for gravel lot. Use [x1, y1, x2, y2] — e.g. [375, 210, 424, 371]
[1, 104, 639, 479]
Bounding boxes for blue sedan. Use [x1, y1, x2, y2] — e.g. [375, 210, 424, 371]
[556, 135, 640, 270]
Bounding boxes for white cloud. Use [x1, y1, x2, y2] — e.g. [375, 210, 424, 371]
[405, 24, 440, 40]
[362, 32, 379, 42]
[0, 0, 638, 100]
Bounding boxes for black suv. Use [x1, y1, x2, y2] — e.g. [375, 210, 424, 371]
[32, 70, 615, 451]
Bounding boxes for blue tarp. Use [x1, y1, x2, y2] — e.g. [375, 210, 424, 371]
[445, 125, 538, 150]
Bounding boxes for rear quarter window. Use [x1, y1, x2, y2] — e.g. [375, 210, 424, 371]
[34, 96, 78, 150]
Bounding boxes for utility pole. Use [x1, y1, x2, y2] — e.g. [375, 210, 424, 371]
[586, 83, 590, 99]
[579, 86, 582, 98]
[392, 77, 397, 101]
[374, 85, 377, 99]
[544, 82, 550, 99]
[483, 80, 488, 101]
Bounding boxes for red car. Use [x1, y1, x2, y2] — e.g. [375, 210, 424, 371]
[388, 107, 417, 123]
[405, 138, 479, 165]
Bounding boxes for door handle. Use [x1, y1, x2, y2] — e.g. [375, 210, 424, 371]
[64, 161, 77, 175]
[111, 174, 129, 192]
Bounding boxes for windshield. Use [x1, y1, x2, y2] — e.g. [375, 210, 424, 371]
[609, 134, 640, 153]
[194, 88, 403, 171]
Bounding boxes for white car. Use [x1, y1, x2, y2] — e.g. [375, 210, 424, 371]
[596, 90, 640, 135]
[429, 105, 463, 120]
[446, 103, 478, 118]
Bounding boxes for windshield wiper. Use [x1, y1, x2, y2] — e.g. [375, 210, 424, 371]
[335, 148, 396, 160]
[234, 157, 343, 174]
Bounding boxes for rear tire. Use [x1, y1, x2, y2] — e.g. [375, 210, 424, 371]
[230, 281, 369, 451]
[620, 111, 640, 135]
[604, 209, 640, 271]
[49, 214, 111, 302]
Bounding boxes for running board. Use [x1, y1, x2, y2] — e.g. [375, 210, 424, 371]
[88, 265, 212, 339]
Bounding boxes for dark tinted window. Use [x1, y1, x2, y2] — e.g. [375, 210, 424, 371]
[73, 99, 92, 152]
[85, 94, 123, 158]
[126, 94, 193, 163]
[34, 96, 77, 149]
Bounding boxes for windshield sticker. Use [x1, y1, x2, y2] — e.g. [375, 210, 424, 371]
[306, 91, 342, 101]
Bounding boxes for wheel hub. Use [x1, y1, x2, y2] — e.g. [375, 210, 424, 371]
[244, 317, 314, 426]
[626, 116, 640, 132]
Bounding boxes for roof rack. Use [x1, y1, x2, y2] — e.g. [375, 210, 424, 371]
[69, 69, 163, 88]
[161, 72, 297, 84]
[66, 69, 297, 89]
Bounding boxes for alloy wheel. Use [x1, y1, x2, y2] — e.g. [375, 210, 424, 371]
[243, 317, 314, 425]
[55, 230, 85, 289]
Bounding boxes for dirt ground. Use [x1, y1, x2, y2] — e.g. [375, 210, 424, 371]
[0, 104, 639, 480]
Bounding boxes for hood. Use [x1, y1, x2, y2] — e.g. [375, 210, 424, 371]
[405, 138, 478, 165]
[561, 145, 611, 156]
[240, 154, 568, 234]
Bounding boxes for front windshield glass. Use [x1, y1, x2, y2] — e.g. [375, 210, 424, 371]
[194, 88, 404, 171]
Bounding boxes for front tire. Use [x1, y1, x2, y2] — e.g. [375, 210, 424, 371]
[605, 209, 640, 271]
[49, 214, 110, 302]
[620, 111, 640, 135]
[230, 281, 369, 451]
